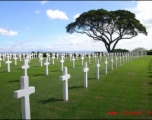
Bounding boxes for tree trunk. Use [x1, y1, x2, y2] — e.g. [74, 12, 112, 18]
[106, 44, 111, 53]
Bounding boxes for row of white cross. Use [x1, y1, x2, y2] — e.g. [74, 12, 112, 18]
[0, 51, 147, 65]
[5, 52, 145, 119]
[3, 53, 143, 74]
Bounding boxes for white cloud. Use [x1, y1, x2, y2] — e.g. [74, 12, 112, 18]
[125, 1, 152, 29]
[0, 37, 41, 52]
[118, 1, 152, 50]
[46, 9, 69, 20]
[35, 10, 40, 14]
[40, 1, 48, 5]
[0, 28, 18, 36]
[43, 34, 106, 52]
[2, 1, 152, 52]
[74, 14, 80, 20]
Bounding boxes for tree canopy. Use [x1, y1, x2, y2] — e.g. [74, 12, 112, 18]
[132, 47, 147, 52]
[66, 9, 147, 52]
[113, 48, 129, 52]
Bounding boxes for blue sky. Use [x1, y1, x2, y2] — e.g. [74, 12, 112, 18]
[0, 1, 152, 52]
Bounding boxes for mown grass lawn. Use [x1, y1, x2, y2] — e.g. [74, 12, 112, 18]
[0, 55, 152, 119]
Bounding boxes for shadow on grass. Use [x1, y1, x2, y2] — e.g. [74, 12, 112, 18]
[69, 85, 83, 90]
[148, 93, 152, 96]
[88, 77, 96, 80]
[9, 80, 20, 82]
[40, 98, 63, 104]
[148, 75, 152, 78]
[100, 72, 106, 75]
[34, 74, 44, 76]
[0, 71, 6, 73]
[76, 65, 82, 66]
[50, 70, 60, 72]
[33, 66, 39, 67]
[16, 68, 21, 70]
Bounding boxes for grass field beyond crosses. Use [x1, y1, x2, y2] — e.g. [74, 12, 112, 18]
[0, 55, 152, 119]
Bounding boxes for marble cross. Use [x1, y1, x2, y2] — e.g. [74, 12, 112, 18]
[60, 67, 70, 101]
[111, 56, 113, 70]
[82, 62, 89, 88]
[81, 55, 84, 66]
[51, 54, 55, 65]
[104, 57, 108, 74]
[5, 56, 12, 72]
[14, 76, 35, 119]
[72, 56, 75, 68]
[39, 57, 43, 67]
[14, 55, 18, 65]
[96, 59, 100, 79]
[44, 57, 50, 75]
[22, 60, 29, 76]
[119, 56, 121, 65]
[60, 56, 64, 71]
[115, 56, 118, 67]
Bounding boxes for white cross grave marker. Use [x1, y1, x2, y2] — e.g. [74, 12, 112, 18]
[19, 54, 22, 61]
[44, 57, 50, 75]
[92, 53, 94, 59]
[14, 76, 35, 119]
[127, 53, 130, 61]
[22, 60, 29, 76]
[96, 59, 100, 79]
[76, 54, 79, 60]
[82, 62, 89, 88]
[39, 57, 43, 67]
[60, 67, 70, 101]
[51, 54, 55, 65]
[122, 55, 124, 63]
[5, 56, 12, 72]
[72, 56, 75, 68]
[104, 57, 108, 74]
[81, 55, 84, 66]
[26, 55, 30, 63]
[14, 55, 18, 65]
[111, 56, 113, 70]
[48, 53, 50, 61]
[94, 55, 97, 63]
[3, 54, 5, 61]
[115, 56, 118, 67]
[119, 56, 121, 65]
[60, 56, 64, 71]
[23, 54, 25, 60]
[70, 54, 72, 62]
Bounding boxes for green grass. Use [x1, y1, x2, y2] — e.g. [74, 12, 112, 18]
[0, 55, 152, 119]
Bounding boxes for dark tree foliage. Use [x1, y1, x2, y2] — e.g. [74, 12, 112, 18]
[113, 49, 129, 52]
[66, 9, 147, 52]
[31, 51, 35, 53]
[147, 49, 152, 55]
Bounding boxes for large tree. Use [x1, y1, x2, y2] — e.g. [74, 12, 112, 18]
[66, 9, 147, 52]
